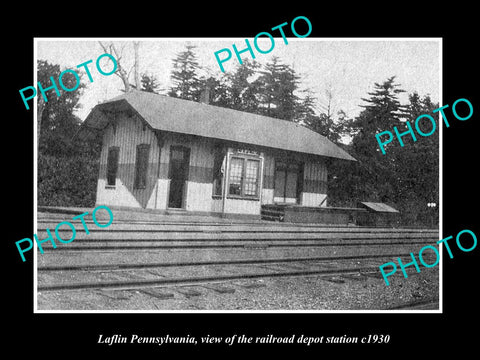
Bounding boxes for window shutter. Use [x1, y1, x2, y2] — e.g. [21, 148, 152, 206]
[134, 144, 150, 189]
[106, 147, 119, 186]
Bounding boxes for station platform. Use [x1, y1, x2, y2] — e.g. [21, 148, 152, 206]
[37, 205, 267, 224]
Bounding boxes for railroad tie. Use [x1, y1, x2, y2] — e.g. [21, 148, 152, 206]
[201, 284, 236, 294]
[139, 288, 175, 300]
[235, 280, 267, 289]
[95, 289, 133, 300]
[341, 273, 368, 281]
[175, 287, 203, 297]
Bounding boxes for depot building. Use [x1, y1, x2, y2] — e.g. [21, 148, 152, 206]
[78, 90, 356, 219]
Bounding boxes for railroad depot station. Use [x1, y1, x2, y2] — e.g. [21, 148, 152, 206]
[78, 90, 397, 225]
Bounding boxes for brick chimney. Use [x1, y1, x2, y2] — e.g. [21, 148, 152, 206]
[199, 85, 210, 104]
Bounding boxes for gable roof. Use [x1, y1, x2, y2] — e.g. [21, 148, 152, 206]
[81, 90, 356, 161]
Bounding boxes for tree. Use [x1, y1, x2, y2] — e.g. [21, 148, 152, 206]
[256, 57, 301, 121]
[302, 87, 352, 144]
[37, 60, 85, 153]
[388, 93, 439, 225]
[352, 76, 407, 157]
[141, 73, 161, 93]
[214, 59, 261, 112]
[98, 41, 141, 92]
[328, 77, 439, 227]
[328, 77, 407, 207]
[168, 45, 202, 101]
[37, 60, 102, 207]
[295, 91, 317, 125]
[133, 41, 141, 90]
[334, 109, 355, 143]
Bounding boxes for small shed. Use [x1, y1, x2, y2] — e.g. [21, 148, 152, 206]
[356, 202, 400, 227]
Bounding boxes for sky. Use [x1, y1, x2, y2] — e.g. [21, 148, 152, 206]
[35, 38, 441, 122]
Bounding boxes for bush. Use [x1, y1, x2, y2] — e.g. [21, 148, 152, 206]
[37, 152, 99, 207]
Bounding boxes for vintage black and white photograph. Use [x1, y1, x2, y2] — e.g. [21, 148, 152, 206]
[33, 38, 441, 312]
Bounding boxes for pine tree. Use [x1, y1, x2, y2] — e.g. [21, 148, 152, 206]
[37, 60, 102, 207]
[302, 88, 352, 144]
[168, 45, 201, 101]
[329, 76, 407, 207]
[219, 59, 261, 112]
[296, 92, 317, 126]
[141, 73, 161, 93]
[256, 57, 300, 121]
[352, 76, 407, 158]
[37, 60, 85, 153]
[388, 93, 439, 225]
[329, 77, 438, 226]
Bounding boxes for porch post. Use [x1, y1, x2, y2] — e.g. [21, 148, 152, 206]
[221, 149, 231, 217]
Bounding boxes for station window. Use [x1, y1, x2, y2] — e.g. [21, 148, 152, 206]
[227, 156, 260, 199]
[106, 146, 119, 186]
[229, 157, 244, 195]
[134, 144, 150, 189]
[244, 159, 259, 195]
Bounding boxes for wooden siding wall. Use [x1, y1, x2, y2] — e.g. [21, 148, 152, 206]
[98, 121, 219, 212]
[224, 197, 261, 215]
[158, 134, 215, 212]
[303, 159, 328, 195]
[263, 153, 275, 190]
[97, 113, 160, 209]
[302, 159, 328, 207]
[96, 112, 330, 213]
[260, 151, 328, 206]
[157, 134, 214, 182]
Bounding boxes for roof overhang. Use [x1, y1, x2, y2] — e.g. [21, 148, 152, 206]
[76, 91, 356, 162]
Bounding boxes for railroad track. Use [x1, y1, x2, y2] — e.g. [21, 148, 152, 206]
[36, 215, 435, 229]
[37, 214, 437, 230]
[37, 240, 436, 252]
[387, 299, 440, 310]
[37, 252, 439, 311]
[37, 252, 436, 292]
[35, 220, 438, 249]
[38, 264, 378, 292]
[37, 253, 424, 272]
[36, 212, 439, 310]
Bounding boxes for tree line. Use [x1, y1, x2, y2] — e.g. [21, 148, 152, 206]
[37, 43, 438, 227]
